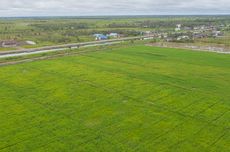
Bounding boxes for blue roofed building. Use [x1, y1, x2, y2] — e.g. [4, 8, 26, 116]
[93, 34, 108, 41]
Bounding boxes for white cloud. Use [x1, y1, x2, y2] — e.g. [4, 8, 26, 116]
[0, 0, 229, 17]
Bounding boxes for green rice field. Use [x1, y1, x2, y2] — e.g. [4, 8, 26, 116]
[0, 45, 229, 151]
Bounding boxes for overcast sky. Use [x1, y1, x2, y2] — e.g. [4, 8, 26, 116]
[0, 0, 230, 17]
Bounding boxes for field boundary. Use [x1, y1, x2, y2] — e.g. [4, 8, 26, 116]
[147, 43, 230, 54]
[0, 46, 115, 67]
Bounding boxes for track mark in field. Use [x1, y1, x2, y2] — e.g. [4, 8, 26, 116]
[2, 71, 227, 151]
[193, 114, 229, 138]
[0, 143, 20, 151]
[133, 123, 183, 151]
[33, 118, 127, 151]
[0, 111, 77, 151]
[179, 97, 206, 111]
[0, 89, 98, 150]
[2, 49, 229, 151]
[208, 131, 228, 148]
[0, 132, 44, 151]
[73, 59, 229, 107]
[167, 110, 229, 150]
[0, 92, 90, 130]
[39, 70, 228, 131]
[9, 75, 179, 151]
[159, 82, 194, 91]
[120, 117, 169, 151]
[211, 110, 229, 123]
[80, 53, 163, 74]
[65, 57, 194, 94]
[139, 52, 166, 57]
[194, 101, 220, 117]
[146, 99, 229, 129]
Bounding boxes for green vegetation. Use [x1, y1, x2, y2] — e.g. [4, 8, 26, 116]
[0, 47, 16, 52]
[1, 16, 230, 48]
[0, 45, 229, 151]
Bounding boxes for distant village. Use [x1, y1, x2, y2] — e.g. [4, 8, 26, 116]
[0, 23, 228, 48]
[138, 23, 227, 42]
[92, 23, 227, 43]
[165, 23, 226, 42]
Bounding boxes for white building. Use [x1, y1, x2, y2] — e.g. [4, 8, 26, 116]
[107, 33, 119, 38]
[26, 41, 36, 45]
[175, 24, 182, 31]
[177, 35, 190, 41]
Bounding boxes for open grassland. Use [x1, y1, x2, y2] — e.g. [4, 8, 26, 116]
[0, 46, 230, 151]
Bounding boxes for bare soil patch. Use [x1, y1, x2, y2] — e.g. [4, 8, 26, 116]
[147, 42, 230, 54]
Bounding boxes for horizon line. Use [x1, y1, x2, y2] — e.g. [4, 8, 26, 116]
[0, 14, 230, 18]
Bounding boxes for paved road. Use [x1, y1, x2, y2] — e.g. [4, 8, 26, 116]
[0, 35, 154, 58]
[0, 42, 121, 58]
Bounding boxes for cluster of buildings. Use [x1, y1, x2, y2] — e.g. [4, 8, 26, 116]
[0, 40, 19, 48]
[93, 33, 120, 41]
[192, 25, 223, 38]
[0, 40, 36, 48]
[173, 24, 224, 41]
[175, 24, 182, 32]
[139, 23, 226, 43]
